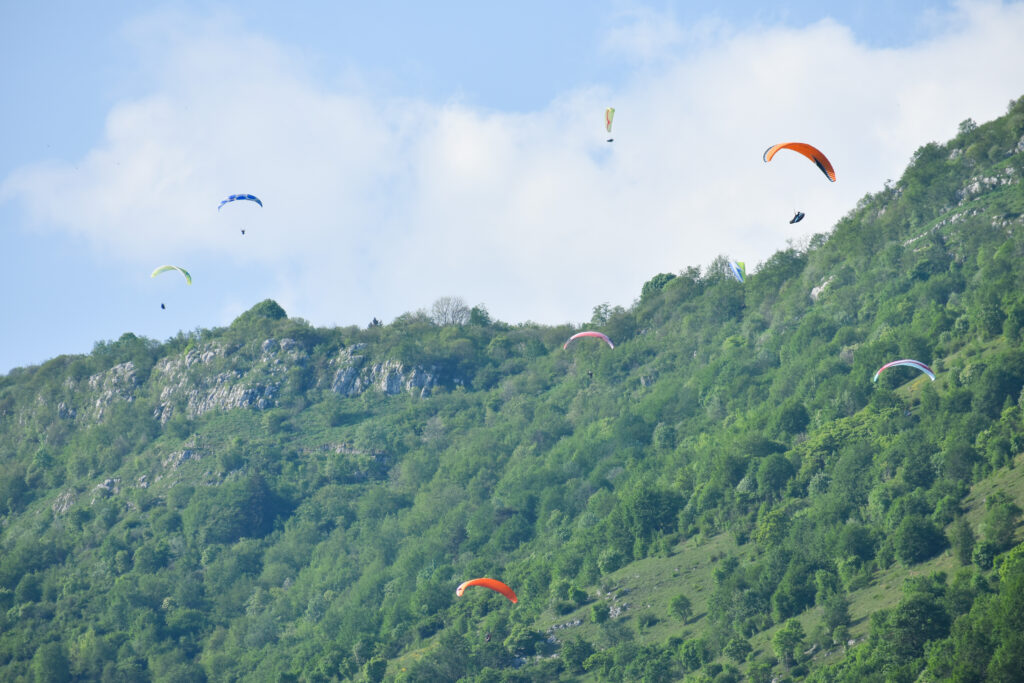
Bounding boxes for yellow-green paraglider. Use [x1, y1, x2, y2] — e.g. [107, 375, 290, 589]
[150, 265, 192, 285]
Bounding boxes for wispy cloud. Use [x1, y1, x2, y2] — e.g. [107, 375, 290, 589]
[5, 2, 1024, 328]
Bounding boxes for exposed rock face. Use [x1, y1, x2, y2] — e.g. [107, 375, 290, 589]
[52, 490, 76, 515]
[162, 449, 203, 470]
[86, 361, 139, 420]
[810, 275, 834, 302]
[957, 172, 1015, 204]
[372, 360, 437, 396]
[53, 336, 447, 429]
[57, 401, 76, 420]
[151, 341, 292, 423]
[330, 346, 438, 398]
[93, 478, 121, 497]
[149, 338, 442, 422]
[330, 347, 367, 396]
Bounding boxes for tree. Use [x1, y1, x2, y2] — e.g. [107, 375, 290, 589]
[748, 659, 774, 683]
[878, 592, 951, 664]
[757, 453, 794, 500]
[988, 634, 1024, 681]
[561, 638, 595, 674]
[772, 618, 805, 667]
[833, 624, 850, 652]
[973, 350, 1024, 417]
[774, 400, 810, 436]
[363, 657, 387, 683]
[31, 642, 71, 683]
[894, 515, 947, 565]
[973, 540, 998, 569]
[669, 593, 692, 623]
[652, 422, 677, 452]
[980, 492, 1022, 552]
[949, 516, 976, 565]
[468, 304, 491, 326]
[641, 273, 676, 301]
[837, 523, 876, 562]
[430, 296, 470, 326]
[822, 592, 851, 632]
[754, 507, 791, 548]
[723, 636, 752, 662]
[678, 637, 709, 672]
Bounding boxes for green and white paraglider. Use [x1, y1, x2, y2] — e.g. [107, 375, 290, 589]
[150, 265, 192, 285]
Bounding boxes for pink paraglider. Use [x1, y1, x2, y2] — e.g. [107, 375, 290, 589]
[563, 331, 615, 350]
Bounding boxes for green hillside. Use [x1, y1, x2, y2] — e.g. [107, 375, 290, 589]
[3, 98, 1024, 682]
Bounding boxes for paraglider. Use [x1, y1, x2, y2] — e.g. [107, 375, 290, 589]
[873, 359, 935, 383]
[456, 578, 518, 603]
[790, 211, 805, 224]
[563, 331, 615, 350]
[729, 261, 746, 283]
[150, 265, 192, 285]
[160, 303, 166, 310]
[241, 229, 246, 235]
[218, 194, 263, 211]
[605, 107, 615, 142]
[763, 142, 836, 182]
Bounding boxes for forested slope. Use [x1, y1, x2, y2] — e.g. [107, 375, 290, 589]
[2, 98, 1024, 682]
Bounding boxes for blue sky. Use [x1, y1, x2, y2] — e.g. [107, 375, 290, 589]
[3, 1, 1024, 373]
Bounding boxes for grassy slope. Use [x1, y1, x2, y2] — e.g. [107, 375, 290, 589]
[511, 448, 1024, 681]
[388, 444, 1024, 681]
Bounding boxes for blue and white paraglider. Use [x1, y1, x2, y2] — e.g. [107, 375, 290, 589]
[218, 194, 263, 211]
[873, 359, 935, 382]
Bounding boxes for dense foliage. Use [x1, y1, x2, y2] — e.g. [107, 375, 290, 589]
[2, 97, 1024, 681]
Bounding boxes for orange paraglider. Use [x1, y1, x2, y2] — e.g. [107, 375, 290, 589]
[456, 578, 518, 603]
[763, 142, 836, 182]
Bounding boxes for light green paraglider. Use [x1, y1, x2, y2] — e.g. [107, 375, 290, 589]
[150, 265, 192, 285]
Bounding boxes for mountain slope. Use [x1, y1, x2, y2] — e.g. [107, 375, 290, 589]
[2, 98, 1024, 682]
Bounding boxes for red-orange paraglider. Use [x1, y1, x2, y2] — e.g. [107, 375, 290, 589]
[763, 142, 836, 182]
[456, 578, 518, 603]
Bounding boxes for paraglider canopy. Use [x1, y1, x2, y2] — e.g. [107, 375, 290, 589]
[605, 107, 615, 142]
[150, 265, 192, 285]
[763, 142, 836, 182]
[456, 578, 518, 603]
[873, 359, 935, 383]
[729, 261, 746, 283]
[563, 331, 615, 350]
[218, 194, 263, 211]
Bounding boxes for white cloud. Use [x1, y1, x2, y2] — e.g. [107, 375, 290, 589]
[603, 6, 688, 62]
[4, 2, 1024, 330]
